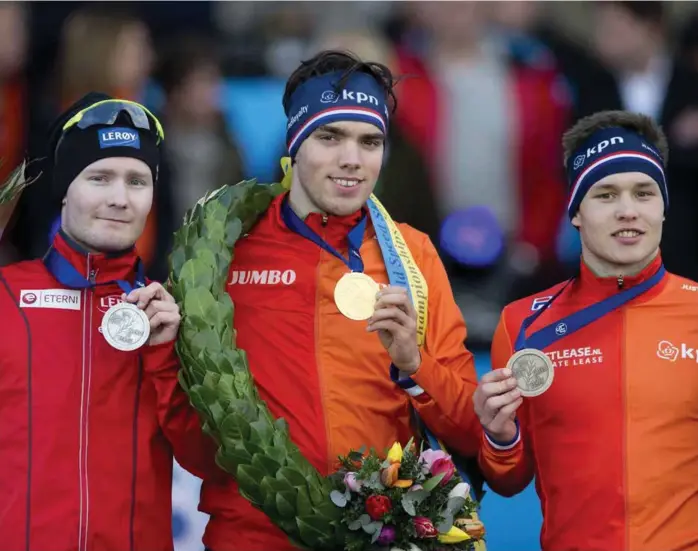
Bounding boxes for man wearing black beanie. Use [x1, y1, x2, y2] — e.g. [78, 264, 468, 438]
[0, 93, 223, 550]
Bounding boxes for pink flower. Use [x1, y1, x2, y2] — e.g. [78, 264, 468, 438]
[419, 449, 449, 473]
[431, 457, 455, 485]
[413, 516, 438, 538]
[344, 472, 362, 492]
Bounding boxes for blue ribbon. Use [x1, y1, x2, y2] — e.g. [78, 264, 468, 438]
[281, 198, 367, 273]
[515, 265, 665, 351]
[43, 247, 146, 294]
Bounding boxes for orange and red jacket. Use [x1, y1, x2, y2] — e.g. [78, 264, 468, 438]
[0, 232, 221, 551]
[200, 192, 482, 550]
[478, 254, 698, 551]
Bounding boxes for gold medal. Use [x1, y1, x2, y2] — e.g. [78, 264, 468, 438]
[506, 348, 555, 397]
[334, 272, 380, 321]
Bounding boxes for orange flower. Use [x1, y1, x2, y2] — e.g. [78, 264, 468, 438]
[454, 518, 486, 538]
[381, 462, 400, 486]
[381, 462, 413, 488]
[393, 479, 413, 488]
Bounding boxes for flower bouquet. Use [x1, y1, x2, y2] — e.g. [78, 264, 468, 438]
[168, 179, 487, 550]
[329, 439, 485, 551]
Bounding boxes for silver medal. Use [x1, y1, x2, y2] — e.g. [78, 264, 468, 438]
[101, 302, 150, 351]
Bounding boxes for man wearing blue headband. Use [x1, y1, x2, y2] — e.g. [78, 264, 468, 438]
[199, 50, 484, 551]
[474, 110, 698, 550]
[0, 93, 222, 549]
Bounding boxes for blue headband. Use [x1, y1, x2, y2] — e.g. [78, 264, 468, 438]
[285, 71, 390, 159]
[565, 127, 668, 219]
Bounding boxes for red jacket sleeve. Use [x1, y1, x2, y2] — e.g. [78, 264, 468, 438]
[477, 311, 534, 496]
[141, 340, 225, 482]
[400, 234, 483, 457]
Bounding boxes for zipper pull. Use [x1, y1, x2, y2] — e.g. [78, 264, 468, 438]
[617, 274, 624, 289]
[321, 214, 328, 227]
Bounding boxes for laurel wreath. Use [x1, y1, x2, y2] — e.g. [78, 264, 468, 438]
[168, 179, 347, 550]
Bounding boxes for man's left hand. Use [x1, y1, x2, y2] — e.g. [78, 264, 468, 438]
[122, 283, 181, 347]
[367, 286, 421, 374]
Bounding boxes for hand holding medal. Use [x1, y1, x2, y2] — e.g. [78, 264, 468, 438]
[334, 274, 421, 373]
[101, 282, 181, 351]
[367, 284, 421, 375]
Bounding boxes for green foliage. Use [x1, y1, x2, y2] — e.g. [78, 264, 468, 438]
[169, 179, 484, 551]
[169, 180, 345, 550]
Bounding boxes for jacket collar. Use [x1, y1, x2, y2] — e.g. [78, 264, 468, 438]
[574, 252, 666, 302]
[47, 229, 141, 286]
[272, 192, 369, 248]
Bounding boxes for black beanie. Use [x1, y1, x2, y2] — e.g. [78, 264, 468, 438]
[49, 92, 161, 204]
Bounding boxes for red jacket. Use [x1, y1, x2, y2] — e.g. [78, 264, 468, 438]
[478, 255, 698, 550]
[393, 48, 569, 263]
[0, 232, 221, 551]
[200, 193, 482, 550]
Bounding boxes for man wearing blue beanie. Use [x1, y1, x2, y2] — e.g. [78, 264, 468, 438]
[0, 93, 223, 550]
[474, 110, 698, 550]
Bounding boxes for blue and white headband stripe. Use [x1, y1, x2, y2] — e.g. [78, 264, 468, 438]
[565, 127, 668, 218]
[285, 70, 389, 159]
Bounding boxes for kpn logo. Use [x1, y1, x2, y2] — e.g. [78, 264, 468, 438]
[98, 127, 141, 149]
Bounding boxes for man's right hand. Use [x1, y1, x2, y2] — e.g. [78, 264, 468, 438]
[473, 368, 523, 443]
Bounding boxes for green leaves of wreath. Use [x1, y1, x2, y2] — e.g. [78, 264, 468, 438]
[168, 180, 346, 550]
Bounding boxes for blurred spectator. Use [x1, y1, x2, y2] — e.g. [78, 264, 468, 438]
[58, 6, 153, 106]
[387, 2, 571, 344]
[488, 1, 619, 123]
[590, 1, 698, 281]
[678, 12, 698, 72]
[0, 2, 29, 265]
[151, 32, 246, 280]
[310, 29, 441, 245]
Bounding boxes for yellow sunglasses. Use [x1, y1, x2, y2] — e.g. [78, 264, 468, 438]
[62, 99, 165, 144]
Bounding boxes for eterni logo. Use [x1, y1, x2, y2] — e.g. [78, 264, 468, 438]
[229, 270, 296, 286]
[98, 127, 140, 149]
[20, 289, 81, 310]
[657, 340, 698, 362]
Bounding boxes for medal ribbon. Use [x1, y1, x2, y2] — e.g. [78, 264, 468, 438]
[281, 197, 366, 272]
[515, 265, 666, 352]
[366, 195, 428, 346]
[279, 188, 428, 345]
[279, 159, 469, 494]
[43, 246, 146, 294]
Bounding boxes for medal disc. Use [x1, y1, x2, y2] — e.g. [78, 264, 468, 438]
[334, 272, 380, 321]
[101, 302, 150, 351]
[506, 348, 555, 397]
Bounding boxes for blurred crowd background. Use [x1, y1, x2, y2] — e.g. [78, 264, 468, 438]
[2, 2, 698, 549]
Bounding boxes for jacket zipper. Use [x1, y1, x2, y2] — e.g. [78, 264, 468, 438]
[315, 215, 333, 473]
[78, 258, 96, 551]
[621, 306, 629, 550]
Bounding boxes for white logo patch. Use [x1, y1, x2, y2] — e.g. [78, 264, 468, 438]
[657, 340, 698, 363]
[20, 289, 81, 310]
[547, 347, 604, 367]
[98, 295, 123, 313]
[228, 270, 296, 286]
[531, 296, 553, 311]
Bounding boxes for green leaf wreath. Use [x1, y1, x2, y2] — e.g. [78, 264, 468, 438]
[168, 179, 348, 550]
